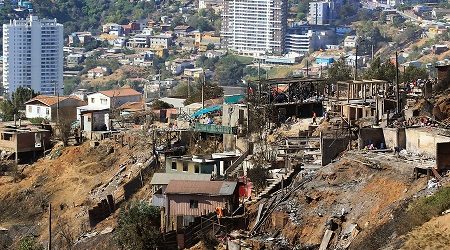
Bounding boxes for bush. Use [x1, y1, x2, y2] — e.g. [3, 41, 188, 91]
[406, 186, 450, 227]
[19, 236, 44, 250]
[115, 201, 161, 249]
[28, 117, 48, 124]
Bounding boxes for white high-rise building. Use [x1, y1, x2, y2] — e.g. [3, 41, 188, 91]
[3, 15, 63, 96]
[221, 0, 288, 57]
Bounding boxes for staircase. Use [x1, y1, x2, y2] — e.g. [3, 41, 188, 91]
[225, 149, 250, 177]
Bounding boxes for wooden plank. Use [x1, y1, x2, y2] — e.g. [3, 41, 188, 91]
[319, 230, 334, 250]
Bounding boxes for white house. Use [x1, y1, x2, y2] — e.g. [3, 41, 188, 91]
[25, 95, 86, 122]
[77, 88, 142, 131]
[86, 88, 142, 110]
[344, 36, 358, 48]
[87, 66, 109, 79]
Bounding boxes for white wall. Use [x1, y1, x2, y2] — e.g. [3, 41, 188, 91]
[26, 104, 52, 120]
[87, 93, 111, 109]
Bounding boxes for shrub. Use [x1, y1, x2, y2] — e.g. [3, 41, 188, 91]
[115, 201, 161, 249]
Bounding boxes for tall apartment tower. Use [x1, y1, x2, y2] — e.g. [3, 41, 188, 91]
[3, 15, 63, 96]
[221, 0, 288, 57]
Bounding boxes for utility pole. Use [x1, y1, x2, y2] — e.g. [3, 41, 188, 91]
[306, 60, 309, 78]
[158, 70, 161, 99]
[201, 72, 205, 109]
[395, 51, 400, 114]
[371, 43, 374, 60]
[48, 203, 52, 250]
[187, 77, 191, 98]
[258, 60, 261, 99]
[53, 81, 59, 124]
[354, 44, 358, 81]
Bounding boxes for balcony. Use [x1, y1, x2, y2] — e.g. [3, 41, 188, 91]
[192, 123, 237, 135]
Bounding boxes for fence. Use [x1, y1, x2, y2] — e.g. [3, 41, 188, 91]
[123, 158, 158, 199]
[158, 214, 236, 249]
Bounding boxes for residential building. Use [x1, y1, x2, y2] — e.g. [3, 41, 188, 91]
[85, 88, 142, 110]
[66, 54, 84, 67]
[169, 59, 194, 75]
[433, 44, 449, 55]
[0, 125, 51, 163]
[194, 32, 221, 51]
[164, 180, 239, 230]
[199, 0, 222, 9]
[102, 23, 122, 34]
[25, 95, 86, 122]
[309, 1, 329, 25]
[68, 32, 92, 46]
[3, 15, 64, 95]
[126, 34, 150, 48]
[149, 173, 211, 206]
[344, 35, 358, 48]
[87, 66, 109, 79]
[149, 35, 172, 49]
[221, 0, 288, 56]
[77, 88, 142, 132]
[174, 25, 194, 37]
[183, 68, 204, 79]
[315, 55, 335, 66]
[308, 0, 341, 25]
[165, 153, 239, 177]
[285, 30, 318, 54]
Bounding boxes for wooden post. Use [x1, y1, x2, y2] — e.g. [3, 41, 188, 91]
[48, 203, 52, 250]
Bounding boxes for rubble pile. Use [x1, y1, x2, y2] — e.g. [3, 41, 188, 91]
[246, 151, 432, 249]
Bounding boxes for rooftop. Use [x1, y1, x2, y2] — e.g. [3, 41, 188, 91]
[98, 88, 142, 98]
[165, 180, 237, 196]
[25, 95, 84, 107]
[150, 173, 211, 185]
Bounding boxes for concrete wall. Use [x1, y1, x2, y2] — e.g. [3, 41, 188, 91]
[382, 128, 406, 150]
[358, 128, 385, 149]
[321, 136, 350, 166]
[405, 129, 450, 158]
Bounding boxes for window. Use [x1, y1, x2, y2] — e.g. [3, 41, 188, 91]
[91, 98, 95, 103]
[171, 162, 177, 170]
[37, 107, 40, 114]
[183, 162, 188, 172]
[46, 108, 50, 115]
[28, 106, 32, 113]
[189, 200, 198, 209]
[194, 165, 200, 173]
[100, 98, 107, 105]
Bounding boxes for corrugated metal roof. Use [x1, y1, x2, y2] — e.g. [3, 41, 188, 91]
[150, 173, 211, 185]
[165, 180, 237, 196]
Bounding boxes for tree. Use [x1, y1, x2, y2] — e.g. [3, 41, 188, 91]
[247, 165, 270, 194]
[214, 55, 245, 85]
[0, 87, 37, 121]
[363, 57, 396, 82]
[64, 77, 81, 95]
[0, 100, 15, 121]
[402, 66, 429, 83]
[151, 100, 174, 110]
[327, 58, 352, 84]
[184, 82, 224, 105]
[115, 201, 161, 249]
[12, 87, 37, 111]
